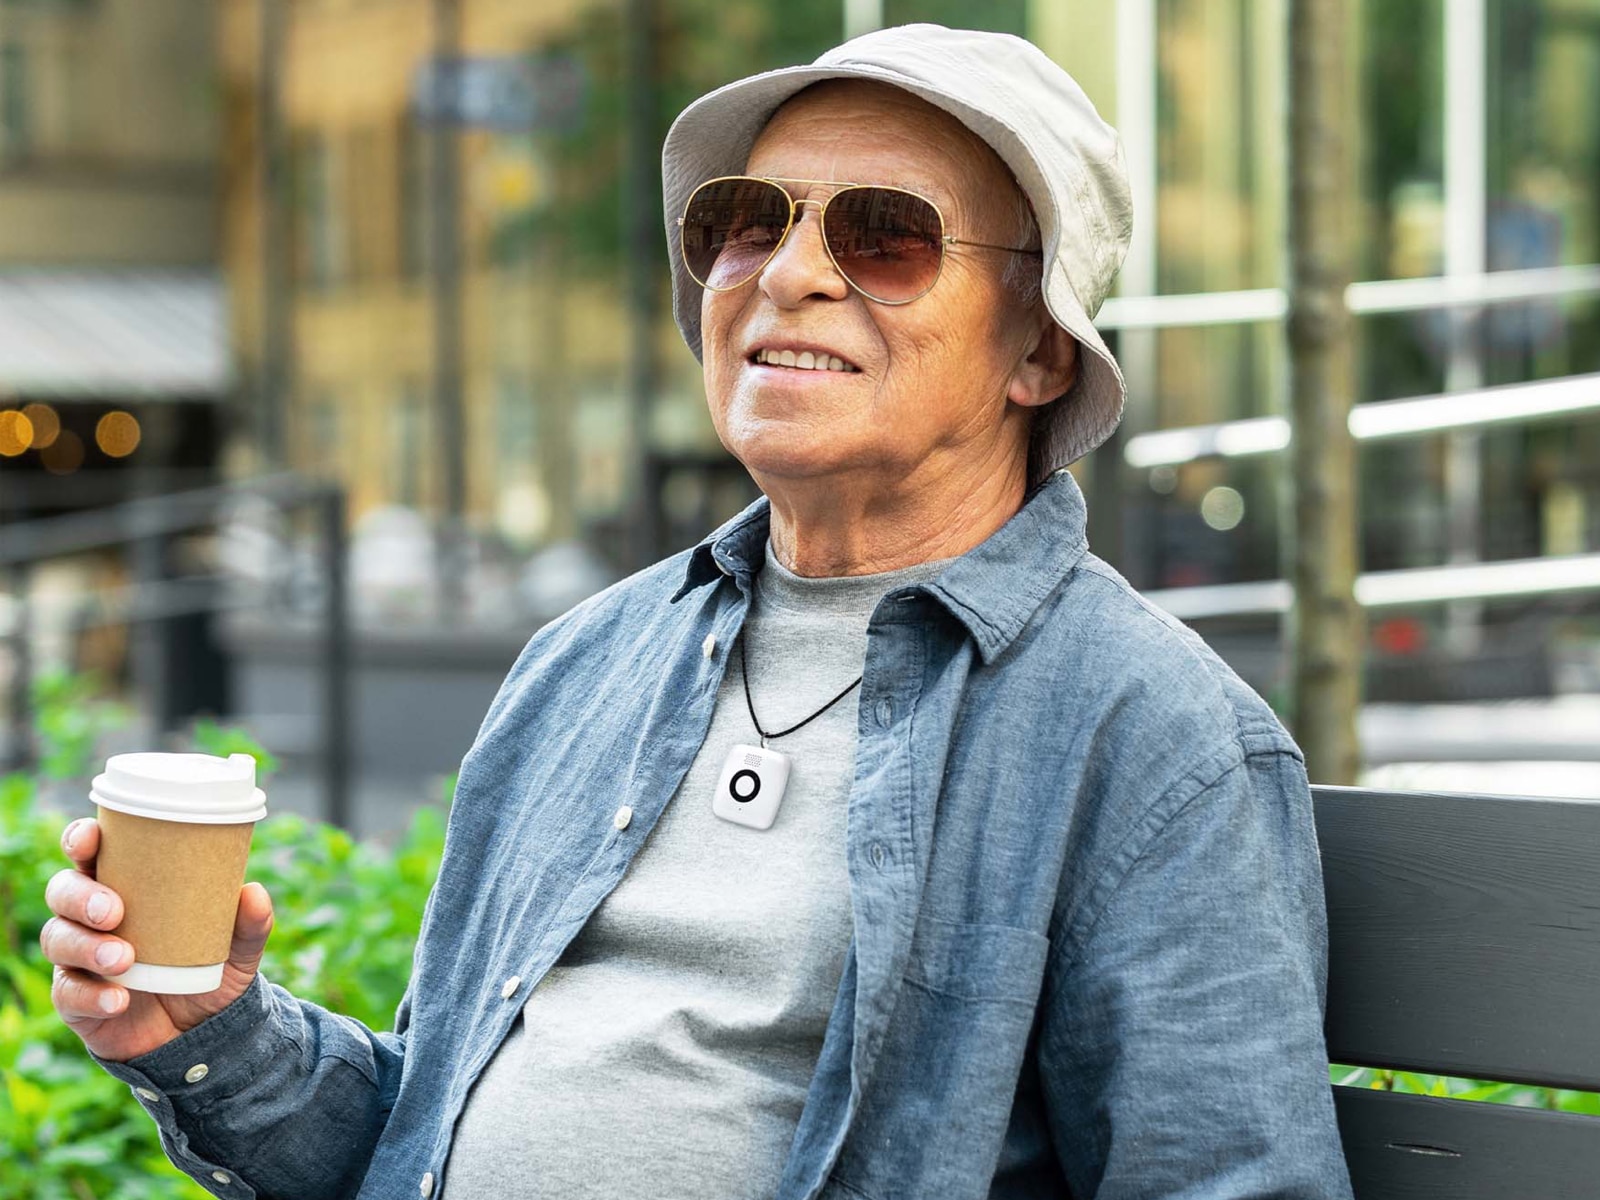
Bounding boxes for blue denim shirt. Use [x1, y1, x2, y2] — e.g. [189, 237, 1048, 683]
[92, 466, 1355, 1200]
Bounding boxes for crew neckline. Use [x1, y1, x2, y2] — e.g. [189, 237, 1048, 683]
[755, 536, 960, 618]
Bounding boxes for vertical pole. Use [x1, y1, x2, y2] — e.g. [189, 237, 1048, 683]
[258, 0, 291, 471]
[432, 0, 467, 621]
[5, 564, 31, 772]
[622, 0, 661, 574]
[130, 470, 171, 745]
[321, 487, 351, 832]
[1443, 0, 1487, 655]
[1286, 0, 1362, 783]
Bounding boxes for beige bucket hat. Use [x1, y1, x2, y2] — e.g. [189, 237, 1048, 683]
[660, 22, 1134, 481]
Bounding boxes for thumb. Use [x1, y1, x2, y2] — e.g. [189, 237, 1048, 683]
[228, 881, 275, 974]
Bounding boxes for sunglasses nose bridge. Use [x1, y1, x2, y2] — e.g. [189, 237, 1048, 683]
[759, 196, 842, 286]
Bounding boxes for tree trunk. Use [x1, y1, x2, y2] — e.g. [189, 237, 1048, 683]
[1285, 0, 1362, 783]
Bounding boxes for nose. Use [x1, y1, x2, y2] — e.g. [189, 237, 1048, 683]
[757, 201, 852, 306]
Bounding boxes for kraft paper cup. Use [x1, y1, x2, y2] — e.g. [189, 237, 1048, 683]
[88, 752, 268, 995]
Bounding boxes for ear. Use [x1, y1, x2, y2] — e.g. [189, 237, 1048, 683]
[1006, 319, 1079, 409]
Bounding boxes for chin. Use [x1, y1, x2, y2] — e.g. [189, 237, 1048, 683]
[731, 439, 871, 484]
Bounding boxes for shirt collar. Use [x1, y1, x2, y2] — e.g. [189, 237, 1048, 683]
[669, 468, 1090, 666]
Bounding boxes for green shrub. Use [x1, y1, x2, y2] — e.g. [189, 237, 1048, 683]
[0, 670, 449, 1199]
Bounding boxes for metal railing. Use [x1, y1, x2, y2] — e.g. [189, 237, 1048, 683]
[0, 473, 351, 829]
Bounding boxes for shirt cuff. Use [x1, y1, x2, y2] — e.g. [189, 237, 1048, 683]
[89, 971, 284, 1199]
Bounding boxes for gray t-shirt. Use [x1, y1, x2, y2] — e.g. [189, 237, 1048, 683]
[445, 536, 955, 1199]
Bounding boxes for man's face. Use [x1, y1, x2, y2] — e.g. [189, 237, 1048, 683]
[699, 80, 1058, 491]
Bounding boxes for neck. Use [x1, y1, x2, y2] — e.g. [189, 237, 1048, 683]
[757, 450, 1028, 578]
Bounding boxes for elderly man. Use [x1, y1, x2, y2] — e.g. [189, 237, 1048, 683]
[43, 24, 1354, 1200]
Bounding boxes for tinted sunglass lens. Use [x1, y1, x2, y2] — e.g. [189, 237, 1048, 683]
[681, 179, 791, 290]
[823, 187, 943, 302]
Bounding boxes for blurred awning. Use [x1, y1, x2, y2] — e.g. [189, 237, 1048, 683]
[0, 271, 231, 399]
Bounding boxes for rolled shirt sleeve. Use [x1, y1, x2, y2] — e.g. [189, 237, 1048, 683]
[90, 970, 410, 1200]
[1039, 748, 1355, 1199]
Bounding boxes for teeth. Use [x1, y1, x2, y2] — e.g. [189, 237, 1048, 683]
[754, 347, 859, 372]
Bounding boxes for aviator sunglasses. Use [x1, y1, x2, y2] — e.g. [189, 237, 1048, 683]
[677, 175, 1043, 305]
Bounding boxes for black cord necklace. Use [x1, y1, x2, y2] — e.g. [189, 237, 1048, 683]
[739, 626, 863, 748]
[712, 626, 864, 832]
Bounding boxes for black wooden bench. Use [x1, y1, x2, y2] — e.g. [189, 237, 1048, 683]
[1314, 784, 1600, 1197]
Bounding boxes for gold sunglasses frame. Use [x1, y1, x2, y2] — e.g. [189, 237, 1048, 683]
[676, 174, 1043, 306]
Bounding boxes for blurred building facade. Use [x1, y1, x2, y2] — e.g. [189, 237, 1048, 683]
[0, 0, 223, 520]
[206, 0, 1600, 702]
[0, 0, 229, 740]
[2, 0, 1595, 816]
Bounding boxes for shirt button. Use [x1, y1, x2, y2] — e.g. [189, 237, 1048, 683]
[421, 1170, 435, 1197]
[613, 805, 632, 830]
[871, 842, 886, 868]
[212, 1171, 232, 1185]
[135, 1087, 161, 1102]
[183, 1064, 209, 1084]
[715, 558, 732, 576]
[702, 633, 716, 658]
[875, 698, 893, 728]
[500, 975, 521, 1000]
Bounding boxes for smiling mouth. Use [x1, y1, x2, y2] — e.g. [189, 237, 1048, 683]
[749, 347, 861, 373]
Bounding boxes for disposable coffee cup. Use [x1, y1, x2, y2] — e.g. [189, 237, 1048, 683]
[88, 752, 268, 995]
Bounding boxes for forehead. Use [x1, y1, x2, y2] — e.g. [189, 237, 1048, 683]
[744, 80, 1009, 212]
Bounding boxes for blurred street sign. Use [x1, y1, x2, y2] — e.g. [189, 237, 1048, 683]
[410, 53, 585, 133]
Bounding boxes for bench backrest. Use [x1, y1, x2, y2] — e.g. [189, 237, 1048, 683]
[1313, 784, 1600, 1198]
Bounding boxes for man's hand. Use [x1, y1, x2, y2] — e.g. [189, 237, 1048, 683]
[41, 817, 275, 1064]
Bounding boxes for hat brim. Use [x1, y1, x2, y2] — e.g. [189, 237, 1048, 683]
[661, 63, 1127, 476]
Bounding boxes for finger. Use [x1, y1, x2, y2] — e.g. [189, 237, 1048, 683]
[228, 882, 274, 973]
[43, 867, 124, 931]
[52, 963, 129, 1021]
[61, 818, 100, 874]
[39, 915, 134, 978]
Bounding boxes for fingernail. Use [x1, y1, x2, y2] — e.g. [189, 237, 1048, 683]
[64, 821, 83, 852]
[99, 989, 122, 1014]
[86, 893, 110, 924]
[96, 941, 123, 969]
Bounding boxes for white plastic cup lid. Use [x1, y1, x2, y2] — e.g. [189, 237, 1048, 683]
[90, 752, 268, 825]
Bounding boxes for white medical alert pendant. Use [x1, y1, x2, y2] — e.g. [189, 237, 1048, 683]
[713, 741, 792, 830]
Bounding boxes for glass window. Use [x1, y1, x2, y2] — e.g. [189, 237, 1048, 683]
[394, 381, 428, 509]
[292, 131, 347, 290]
[495, 372, 538, 484]
[397, 114, 431, 280]
[1358, 0, 1445, 283]
[0, 41, 27, 162]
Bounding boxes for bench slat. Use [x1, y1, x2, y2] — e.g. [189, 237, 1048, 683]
[1313, 785, 1600, 1091]
[1334, 1087, 1600, 1199]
